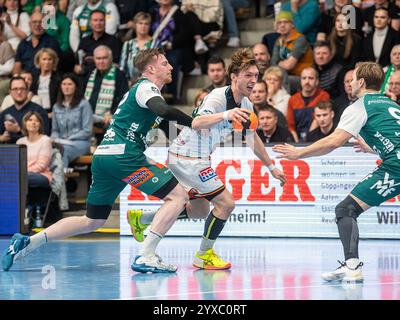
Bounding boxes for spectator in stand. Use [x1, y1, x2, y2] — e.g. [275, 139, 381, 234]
[362, 0, 400, 33]
[1, 0, 30, 52]
[16, 111, 52, 190]
[363, 7, 400, 69]
[114, 0, 148, 39]
[332, 68, 356, 124]
[12, 12, 61, 75]
[40, 0, 70, 53]
[317, 0, 364, 40]
[66, 0, 118, 20]
[271, 11, 313, 92]
[74, 10, 121, 77]
[119, 12, 152, 86]
[83, 45, 128, 143]
[74, 9, 122, 76]
[256, 104, 294, 144]
[280, 0, 321, 44]
[205, 55, 227, 92]
[150, 0, 190, 102]
[31, 48, 61, 118]
[252, 43, 271, 79]
[41, 0, 75, 72]
[1, 69, 42, 112]
[384, 70, 400, 104]
[69, 0, 120, 53]
[313, 40, 343, 99]
[0, 20, 15, 104]
[51, 73, 93, 170]
[250, 79, 288, 128]
[286, 66, 330, 142]
[222, 0, 251, 47]
[181, 0, 223, 51]
[263, 66, 291, 117]
[306, 100, 336, 142]
[0, 76, 49, 144]
[381, 44, 400, 92]
[328, 12, 363, 69]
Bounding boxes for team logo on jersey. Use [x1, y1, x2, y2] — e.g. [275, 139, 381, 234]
[151, 86, 160, 94]
[370, 172, 400, 197]
[123, 167, 154, 187]
[198, 167, 217, 182]
[103, 128, 115, 142]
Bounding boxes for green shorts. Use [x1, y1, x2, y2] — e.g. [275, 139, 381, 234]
[86, 151, 177, 206]
[351, 161, 400, 207]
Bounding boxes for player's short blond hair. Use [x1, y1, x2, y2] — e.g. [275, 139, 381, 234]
[355, 62, 384, 91]
[134, 48, 165, 74]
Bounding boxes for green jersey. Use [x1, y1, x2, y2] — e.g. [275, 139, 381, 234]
[94, 78, 163, 156]
[337, 93, 400, 163]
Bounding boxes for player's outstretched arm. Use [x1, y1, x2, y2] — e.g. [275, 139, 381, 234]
[246, 132, 287, 186]
[146, 96, 193, 127]
[192, 107, 250, 130]
[272, 128, 353, 160]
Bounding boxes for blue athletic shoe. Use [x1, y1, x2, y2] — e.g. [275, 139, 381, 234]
[131, 254, 177, 274]
[2, 233, 30, 271]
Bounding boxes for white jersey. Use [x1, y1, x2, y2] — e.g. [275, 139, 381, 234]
[169, 86, 254, 158]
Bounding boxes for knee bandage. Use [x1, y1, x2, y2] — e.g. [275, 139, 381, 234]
[335, 196, 364, 221]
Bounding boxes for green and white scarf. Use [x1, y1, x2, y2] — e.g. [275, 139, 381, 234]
[85, 65, 116, 116]
[381, 64, 395, 93]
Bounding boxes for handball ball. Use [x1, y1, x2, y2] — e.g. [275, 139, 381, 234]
[232, 111, 259, 132]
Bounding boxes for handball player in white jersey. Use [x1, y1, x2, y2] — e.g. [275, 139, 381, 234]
[128, 48, 286, 270]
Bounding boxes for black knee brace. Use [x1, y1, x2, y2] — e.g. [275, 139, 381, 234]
[335, 196, 364, 222]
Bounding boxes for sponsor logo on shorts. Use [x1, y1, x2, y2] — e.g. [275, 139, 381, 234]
[152, 177, 159, 183]
[370, 172, 400, 197]
[198, 167, 217, 182]
[122, 167, 154, 187]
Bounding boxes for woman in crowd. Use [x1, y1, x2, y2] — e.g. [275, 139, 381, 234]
[328, 12, 363, 69]
[1, 0, 30, 51]
[17, 111, 52, 189]
[119, 12, 152, 86]
[263, 66, 290, 117]
[51, 73, 93, 170]
[31, 48, 61, 118]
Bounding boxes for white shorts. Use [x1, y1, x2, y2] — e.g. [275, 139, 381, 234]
[167, 152, 225, 200]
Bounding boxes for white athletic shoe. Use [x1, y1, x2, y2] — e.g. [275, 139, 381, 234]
[131, 254, 177, 273]
[226, 37, 240, 48]
[322, 260, 364, 282]
[195, 39, 209, 55]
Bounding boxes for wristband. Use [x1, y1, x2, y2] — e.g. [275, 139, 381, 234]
[222, 111, 229, 121]
[267, 164, 275, 172]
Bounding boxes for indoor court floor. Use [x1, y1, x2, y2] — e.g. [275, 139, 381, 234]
[0, 236, 399, 300]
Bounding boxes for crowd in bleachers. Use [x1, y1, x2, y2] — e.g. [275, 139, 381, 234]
[1, 0, 400, 220]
